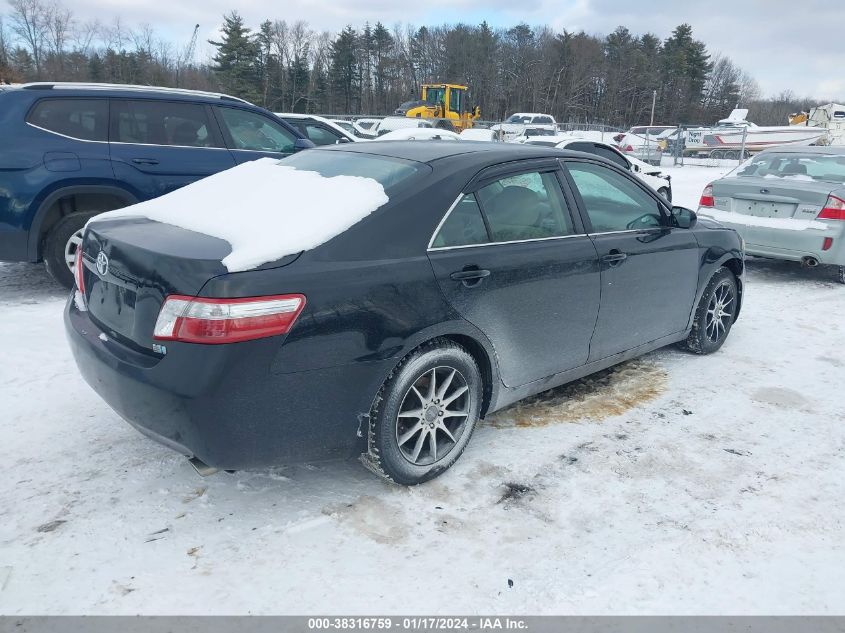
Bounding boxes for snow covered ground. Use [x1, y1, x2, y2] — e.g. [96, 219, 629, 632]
[1, 165, 844, 615]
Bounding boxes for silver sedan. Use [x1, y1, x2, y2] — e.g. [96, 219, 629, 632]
[697, 146, 845, 283]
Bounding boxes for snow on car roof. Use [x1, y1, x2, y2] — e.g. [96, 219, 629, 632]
[89, 158, 388, 272]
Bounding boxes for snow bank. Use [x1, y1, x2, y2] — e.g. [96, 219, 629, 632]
[697, 208, 827, 231]
[89, 158, 389, 272]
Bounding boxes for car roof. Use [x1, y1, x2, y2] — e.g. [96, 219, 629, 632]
[319, 140, 585, 166]
[10, 82, 250, 105]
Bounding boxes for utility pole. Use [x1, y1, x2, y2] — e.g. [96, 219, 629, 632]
[650, 90, 657, 126]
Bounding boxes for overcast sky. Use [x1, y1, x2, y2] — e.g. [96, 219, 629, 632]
[61, 0, 844, 99]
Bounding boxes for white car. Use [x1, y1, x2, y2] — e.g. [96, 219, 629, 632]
[491, 113, 557, 140]
[373, 116, 434, 137]
[274, 113, 357, 145]
[351, 117, 382, 139]
[525, 136, 673, 200]
[615, 126, 674, 165]
[373, 128, 461, 141]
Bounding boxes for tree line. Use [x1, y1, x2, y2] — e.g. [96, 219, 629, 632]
[0, 0, 825, 127]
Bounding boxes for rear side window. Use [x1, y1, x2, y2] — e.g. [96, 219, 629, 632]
[303, 123, 343, 146]
[28, 98, 108, 141]
[431, 194, 489, 248]
[218, 107, 296, 152]
[478, 171, 574, 242]
[591, 145, 629, 169]
[112, 100, 222, 148]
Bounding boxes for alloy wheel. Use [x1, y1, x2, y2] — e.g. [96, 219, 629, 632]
[64, 229, 84, 272]
[395, 366, 471, 466]
[705, 280, 735, 343]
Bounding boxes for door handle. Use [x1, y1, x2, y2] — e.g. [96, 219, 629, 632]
[601, 251, 628, 267]
[131, 158, 159, 165]
[450, 267, 490, 287]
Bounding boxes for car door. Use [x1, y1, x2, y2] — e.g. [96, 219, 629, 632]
[562, 159, 700, 361]
[427, 163, 601, 388]
[109, 99, 235, 199]
[214, 106, 301, 164]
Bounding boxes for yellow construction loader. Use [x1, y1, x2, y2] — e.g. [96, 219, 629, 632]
[394, 83, 481, 132]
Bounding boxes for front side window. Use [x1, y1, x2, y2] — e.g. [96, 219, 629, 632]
[219, 107, 296, 153]
[567, 161, 664, 232]
[426, 87, 446, 106]
[431, 194, 489, 248]
[304, 123, 343, 146]
[28, 98, 108, 142]
[112, 100, 221, 147]
[477, 171, 574, 242]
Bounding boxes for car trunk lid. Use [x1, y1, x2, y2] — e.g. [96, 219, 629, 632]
[711, 176, 833, 220]
[80, 217, 298, 350]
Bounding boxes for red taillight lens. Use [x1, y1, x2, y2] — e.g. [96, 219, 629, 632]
[818, 194, 845, 220]
[74, 247, 86, 295]
[153, 294, 306, 344]
[624, 144, 634, 152]
[699, 183, 715, 208]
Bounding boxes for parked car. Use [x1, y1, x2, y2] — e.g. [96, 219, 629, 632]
[616, 126, 674, 165]
[524, 136, 673, 200]
[328, 118, 357, 136]
[275, 112, 357, 145]
[66, 142, 744, 485]
[352, 117, 381, 139]
[374, 128, 462, 141]
[697, 146, 845, 283]
[0, 82, 313, 288]
[491, 113, 557, 140]
[373, 116, 434, 136]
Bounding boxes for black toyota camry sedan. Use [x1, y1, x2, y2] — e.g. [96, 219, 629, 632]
[65, 142, 744, 485]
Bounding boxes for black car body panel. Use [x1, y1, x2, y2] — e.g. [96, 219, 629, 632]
[65, 141, 744, 470]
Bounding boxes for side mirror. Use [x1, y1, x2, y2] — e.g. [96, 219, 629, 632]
[337, 137, 352, 144]
[293, 138, 316, 151]
[671, 206, 697, 229]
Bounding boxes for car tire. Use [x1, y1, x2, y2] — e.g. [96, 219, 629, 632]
[362, 339, 483, 485]
[679, 267, 738, 355]
[836, 265, 845, 285]
[44, 212, 97, 289]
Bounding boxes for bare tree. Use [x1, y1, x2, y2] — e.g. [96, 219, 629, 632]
[8, 0, 48, 77]
[43, 0, 72, 58]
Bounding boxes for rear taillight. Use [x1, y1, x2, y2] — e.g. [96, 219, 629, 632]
[822, 237, 834, 251]
[153, 294, 306, 344]
[74, 248, 85, 295]
[624, 145, 634, 152]
[699, 183, 715, 208]
[818, 194, 845, 220]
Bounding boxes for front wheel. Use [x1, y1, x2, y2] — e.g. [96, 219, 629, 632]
[680, 267, 738, 354]
[362, 340, 483, 485]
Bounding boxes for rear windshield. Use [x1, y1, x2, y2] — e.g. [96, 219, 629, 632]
[737, 153, 845, 184]
[279, 150, 425, 192]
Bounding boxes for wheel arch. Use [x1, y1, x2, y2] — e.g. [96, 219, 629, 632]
[28, 184, 140, 261]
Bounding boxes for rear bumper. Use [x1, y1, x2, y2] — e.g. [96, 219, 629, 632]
[64, 296, 392, 469]
[697, 209, 845, 266]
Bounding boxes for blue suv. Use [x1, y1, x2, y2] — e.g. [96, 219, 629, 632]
[0, 83, 313, 287]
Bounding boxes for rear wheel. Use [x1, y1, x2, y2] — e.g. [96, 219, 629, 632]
[362, 340, 482, 485]
[837, 265, 845, 285]
[44, 212, 96, 289]
[680, 267, 738, 354]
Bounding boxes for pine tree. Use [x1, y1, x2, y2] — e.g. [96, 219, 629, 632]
[328, 27, 359, 113]
[209, 12, 260, 102]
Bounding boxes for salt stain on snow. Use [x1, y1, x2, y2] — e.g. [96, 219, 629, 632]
[488, 359, 668, 428]
[90, 158, 389, 272]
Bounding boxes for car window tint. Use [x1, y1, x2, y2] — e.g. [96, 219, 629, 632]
[431, 194, 489, 248]
[28, 98, 108, 141]
[219, 108, 296, 152]
[591, 145, 629, 169]
[567, 141, 593, 153]
[567, 162, 663, 232]
[478, 171, 574, 242]
[304, 123, 342, 146]
[113, 100, 221, 147]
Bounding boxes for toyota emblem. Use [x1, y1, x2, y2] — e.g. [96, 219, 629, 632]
[96, 251, 109, 276]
